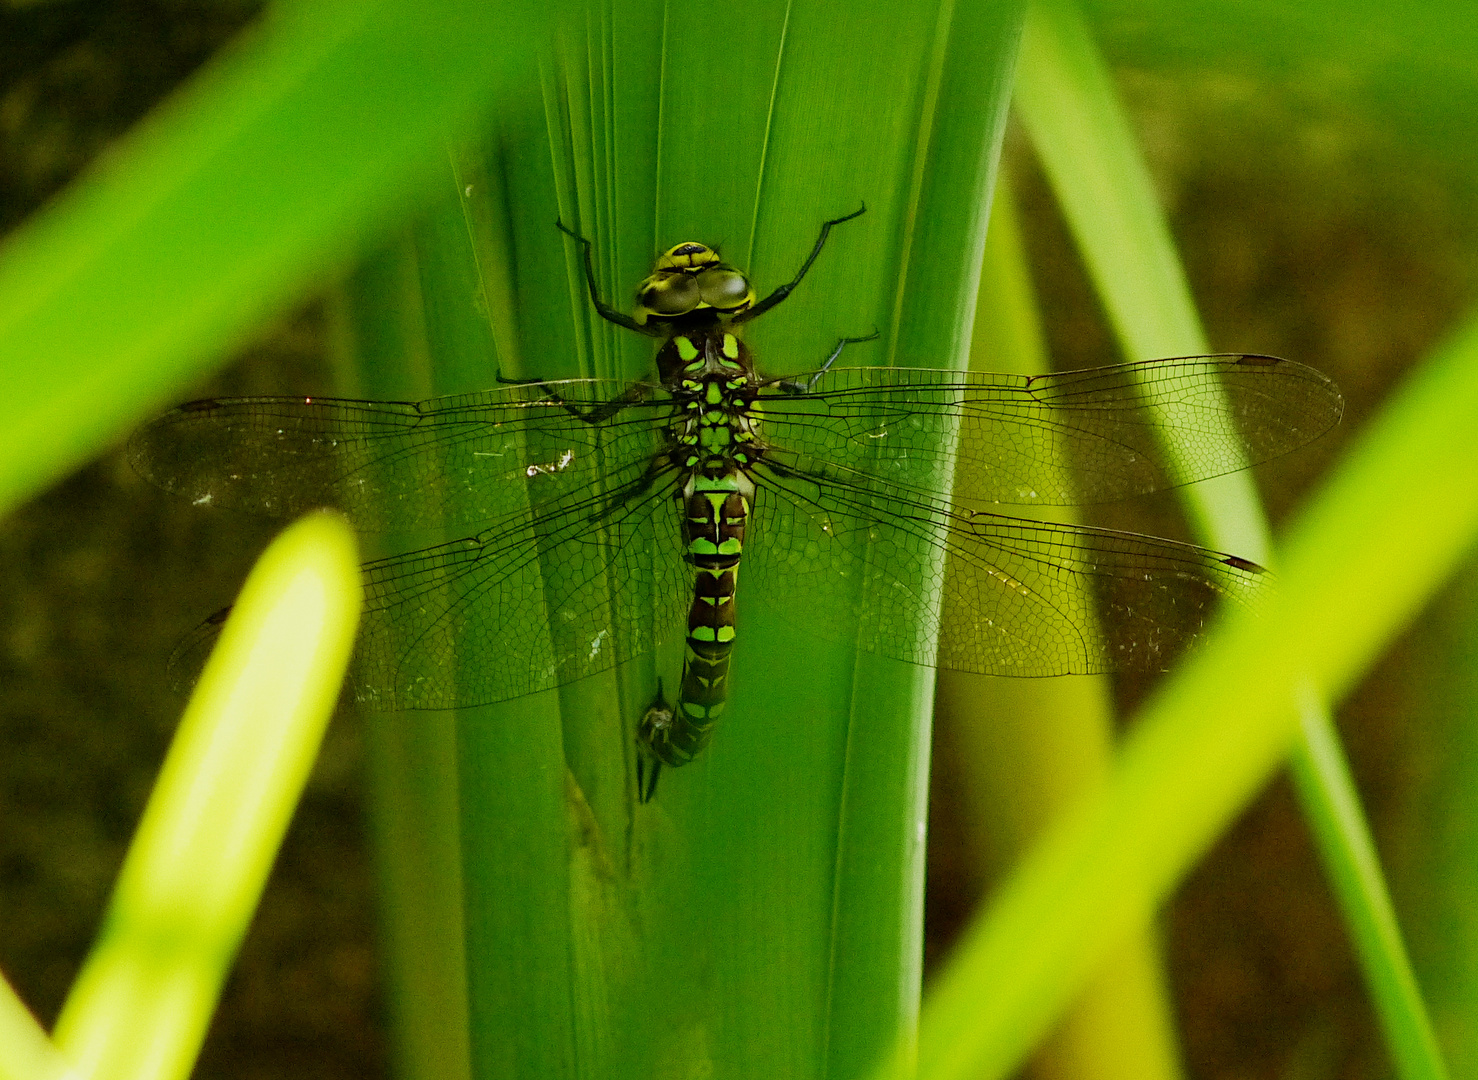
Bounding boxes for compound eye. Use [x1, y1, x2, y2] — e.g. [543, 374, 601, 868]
[640, 273, 700, 316]
[696, 268, 752, 309]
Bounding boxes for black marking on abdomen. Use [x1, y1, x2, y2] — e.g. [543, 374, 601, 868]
[639, 471, 750, 772]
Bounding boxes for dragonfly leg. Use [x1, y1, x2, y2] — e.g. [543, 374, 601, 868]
[494, 368, 652, 425]
[556, 219, 659, 336]
[733, 204, 867, 324]
[774, 329, 880, 394]
[595, 453, 673, 522]
[494, 369, 541, 385]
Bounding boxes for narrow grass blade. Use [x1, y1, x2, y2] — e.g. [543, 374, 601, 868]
[335, 163, 582, 1079]
[0, 0, 543, 518]
[1389, 564, 1478, 1076]
[327, 230, 475, 1080]
[1287, 688, 1451, 1080]
[0, 973, 74, 1080]
[1014, 0, 1258, 551]
[51, 513, 361, 1080]
[895, 309, 1478, 1080]
[1014, 4, 1449, 1078]
[933, 173, 1185, 1080]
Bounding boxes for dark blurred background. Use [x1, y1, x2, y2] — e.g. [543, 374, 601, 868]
[3, 3, 1476, 1079]
[1, 3, 377, 1077]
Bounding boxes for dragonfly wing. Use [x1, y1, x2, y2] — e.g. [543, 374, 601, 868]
[130, 379, 665, 533]
[351, 462, 691, 708]
[165, 414, 693, 709]
[929, 510, 1263, 676]
[756, 356, 1342, 506]
[745, 454, 1264, 676]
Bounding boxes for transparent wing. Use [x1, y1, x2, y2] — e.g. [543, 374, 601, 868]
[129, 379, 668, 533]
[755, 355, 1343, 507]
[147, 379, 697, 708]
[146, 355, 1333, 699]
[170, 445, 694, 710]
[745, 453, 1263, 677]
[350, 452, 692, 709]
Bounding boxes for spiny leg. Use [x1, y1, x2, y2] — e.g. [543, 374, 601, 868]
[776, 330, 881, 394]
[555, 219, 654, 335]
[594, 453, 674, 524]
[502, 219, 660, 409]
[733, 204, 867, 324]
[493, 367, 652, 425]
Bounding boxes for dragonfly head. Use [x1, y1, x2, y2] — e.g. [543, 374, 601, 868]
[634, 242, 755, 327]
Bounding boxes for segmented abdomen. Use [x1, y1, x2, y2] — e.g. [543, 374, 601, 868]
[640, 468, 753, 768]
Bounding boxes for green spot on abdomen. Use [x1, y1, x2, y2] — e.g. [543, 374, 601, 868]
[694, 475, 742, 493]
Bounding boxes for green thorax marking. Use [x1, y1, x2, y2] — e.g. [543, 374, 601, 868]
[661, 331, 762, 478]
[656, 324, 757, 386]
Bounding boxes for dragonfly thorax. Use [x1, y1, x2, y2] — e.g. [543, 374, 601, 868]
[666, 336, 763, 478]
[655, 321, 760, 383]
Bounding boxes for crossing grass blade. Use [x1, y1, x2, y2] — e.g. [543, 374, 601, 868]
[0, 0, 545, 521]
[1015, 3, 1449, 1078]
[0, 972, 72, 1080]
[0, 4, 535, 1078]
[894, 307, 1478, 1079]
[932, 172, 1185, 1080]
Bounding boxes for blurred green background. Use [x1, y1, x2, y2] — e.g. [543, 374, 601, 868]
[2, 2, 1475, 1079]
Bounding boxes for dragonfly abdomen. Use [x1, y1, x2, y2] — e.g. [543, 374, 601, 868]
[638, 463, 754, 785]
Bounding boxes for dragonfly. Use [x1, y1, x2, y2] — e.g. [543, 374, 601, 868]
[130, 207, 1343, 801]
